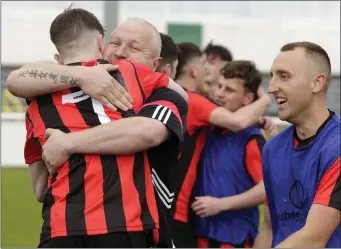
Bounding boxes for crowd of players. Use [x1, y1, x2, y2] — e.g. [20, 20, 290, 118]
[6, 6, 340, 248]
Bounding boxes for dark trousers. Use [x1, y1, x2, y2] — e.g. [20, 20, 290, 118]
[171, 219, 197, 248]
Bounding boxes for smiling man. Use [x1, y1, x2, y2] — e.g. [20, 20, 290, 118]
[192, 61, 269, 248]
[254, 41, 340, 248]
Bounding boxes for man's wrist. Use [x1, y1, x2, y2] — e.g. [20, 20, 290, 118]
[70, 66, 84, 87]
[259, 94, 271, 107]
[64, 133, 77, 155]
[218, 197, 231, 213]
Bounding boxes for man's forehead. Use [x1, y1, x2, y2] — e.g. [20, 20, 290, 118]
[206, 54, 220, 62]
[219, 76, 243, 88]
[271, 50, 306, 73]
[111, 21, 148, 39]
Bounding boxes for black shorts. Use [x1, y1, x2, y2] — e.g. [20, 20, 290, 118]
[170, 219, 196, 248]
[197, 236, 253, 248]
[38, 231, 152, 248]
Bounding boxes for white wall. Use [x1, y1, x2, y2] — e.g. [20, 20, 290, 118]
[2, 1, 340, 73]
[119, 1, 341, 74]
[1, 1, 105, 66]
[1, 114, 27, 166]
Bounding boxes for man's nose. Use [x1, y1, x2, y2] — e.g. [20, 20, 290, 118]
[115, 45, 128, 59]
[215, 88, 224, 100]
[268, 79, 279, 94]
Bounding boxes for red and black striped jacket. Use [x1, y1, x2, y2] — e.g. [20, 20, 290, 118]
[25, 59, 170, 243]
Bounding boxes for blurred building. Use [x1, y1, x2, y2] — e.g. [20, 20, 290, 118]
[2, 1, 340, 115]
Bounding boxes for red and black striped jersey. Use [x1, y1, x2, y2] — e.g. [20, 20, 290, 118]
[24, 59, 170, 243]
[173, 90, 219, 223]
[137, 87, 187, 247]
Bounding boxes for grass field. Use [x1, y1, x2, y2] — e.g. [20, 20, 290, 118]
[1, 167, 265, 248]
[2, 168, 43, 248]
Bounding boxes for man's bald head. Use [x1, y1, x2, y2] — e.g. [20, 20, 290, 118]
[104, 18, 162, 70]
[280, 41, 332, 90]
[116, 18, 161, 57]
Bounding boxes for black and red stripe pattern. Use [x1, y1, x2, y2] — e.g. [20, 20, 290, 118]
[27, 59, 162, 243]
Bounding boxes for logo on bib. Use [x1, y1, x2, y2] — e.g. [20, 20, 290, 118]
[289, 180, 305, 209]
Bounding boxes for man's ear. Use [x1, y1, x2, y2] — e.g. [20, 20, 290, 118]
[54, 54, 64, 65]
[242, 92, 255, 106]
[189, 67, 197, 79]
[160, 64, 171, 77]
[97, 35, 105, 56]
[153, 57, 163, 71]
[312, 74, 328, 93]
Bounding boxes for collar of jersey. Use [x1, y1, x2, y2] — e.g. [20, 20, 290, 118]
[66, 59, 110, 66]
[292, 109, 335, 150]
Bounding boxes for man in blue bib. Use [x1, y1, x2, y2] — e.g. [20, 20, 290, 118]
[191, 60, 276, 248]
[254, 41, 340, 248]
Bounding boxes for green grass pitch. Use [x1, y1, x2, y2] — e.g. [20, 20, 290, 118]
[1, 167, 265, 248]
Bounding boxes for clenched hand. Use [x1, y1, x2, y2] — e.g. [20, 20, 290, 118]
[259, 116, 278, 137]
[192, 196, 223, 218]
[42, 129, 71, 175]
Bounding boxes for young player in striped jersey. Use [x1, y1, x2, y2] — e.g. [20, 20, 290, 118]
[17, 8, 187, 248]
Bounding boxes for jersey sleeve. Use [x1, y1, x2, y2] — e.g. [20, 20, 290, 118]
[187, 92, 219, 134]
[264, 197, 269, 206]
[141, 72, 169, 98]
[137, 87, 188, 144]
[313, 157, 341, 211]
[132, 61, 170, 96]
[24, 115, 42, 164]
[245, 136, 266, 184]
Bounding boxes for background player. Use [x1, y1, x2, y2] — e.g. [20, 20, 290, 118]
[202, 42, 233, 99]
[254, 41, 340, 248]
[192, 60, 269, 248]
[156, 33, 181, 80]
[171, 42, 275, 248]
[175, 42, 206, 94]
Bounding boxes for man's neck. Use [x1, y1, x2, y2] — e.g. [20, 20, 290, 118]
[294, 100, 330, 140]
[63, 54, 102, 65]
[176, 76, 197, 92]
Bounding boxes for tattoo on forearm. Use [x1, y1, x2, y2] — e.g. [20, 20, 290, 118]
[49, 73, 59, 84]
[17, 70, 79, 86]
[60, 75, 69, 84]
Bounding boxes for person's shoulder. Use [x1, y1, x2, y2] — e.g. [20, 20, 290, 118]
[186, 90, 205, 99]
[317, 115, 340, 161]
[242, 125, 263, 136]
[187, 90, 217, 105]
[318, 113, 340, 147]
[113, 59, 154, 73]
[148, 87, 185, 103]
[327, 113, 340, 133]
[264, 124, 295, 151]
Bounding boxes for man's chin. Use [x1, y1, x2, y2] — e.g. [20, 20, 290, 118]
[204, 77, 214, 85]
[278, 111, 291, 122]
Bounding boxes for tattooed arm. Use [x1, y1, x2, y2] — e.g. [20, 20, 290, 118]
[6, 63, 133, 111]
[7, 63, 83, 98]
